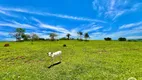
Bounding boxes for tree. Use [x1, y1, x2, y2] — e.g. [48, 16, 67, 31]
[118, 37, 127, 41]
[77, 32, 83, 40]
[10, 28, 25, 41]
[39, 38, 45, 41]
[30, 33, 39, 44]
[60, 37, 67, 40]
[84, 33, 90, 41]
[66, 33, 71, 40]
[49, 33, 57, 41]
[31, 33, 39, 40]
[22, 34, 30, 41]
[104, 37, 112, 41]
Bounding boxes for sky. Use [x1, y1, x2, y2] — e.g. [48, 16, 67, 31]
[0, 0, 142, 41]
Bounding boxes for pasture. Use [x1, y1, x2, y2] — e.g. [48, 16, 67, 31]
[0, 40, 142, 80]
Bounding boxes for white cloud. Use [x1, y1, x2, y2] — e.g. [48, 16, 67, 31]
[0, 9, 19, 18]
[69, 28, 81, 38]
[90, 32, 107, 40]
[32, 18, 70, 34]
[34, 32, 49, 39]
[90, 28, 142, 40]
[134, 26, 142, 30]
[112, 11, 125, 20]
[119, 21, 142, 29]
[106, 29, 142, 39]
[0, 31, 9, 36]
[132, 3, 142, 10]
[25, 32, 50, 39]
[82, 26, 102, 33]
[0, 6, 105, 23]
[0, 7, 29, 13]
[42, 31, 53, 34]
[32, 18, 104, 39]
[126, 36, 142, 39]
[32, 18, 79, 38]
[0, 10, 14, 17]
[40, 24, 69, 33]
[0, 21, 36, 29]
[93, 0, 142, 20]
[67, 22, 103, 38]
[0, 10, 6, 14]
[103, 27, 112, 31]
[3, 38, 16, 41]
[81, 22, 103, 33]
[110, 0, 115, 10]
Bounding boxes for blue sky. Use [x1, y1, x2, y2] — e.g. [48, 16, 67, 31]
[0, 0, 142, 41]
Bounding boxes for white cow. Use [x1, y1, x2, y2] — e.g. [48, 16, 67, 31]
[48, 51, 62, 63]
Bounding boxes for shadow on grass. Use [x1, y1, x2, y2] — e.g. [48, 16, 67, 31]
[48, 61, 61, 68]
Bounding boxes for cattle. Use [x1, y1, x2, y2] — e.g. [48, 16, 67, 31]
[48, 51, 62, 64]
[4, 44, 10, 47]
[63, 44, 66, 47]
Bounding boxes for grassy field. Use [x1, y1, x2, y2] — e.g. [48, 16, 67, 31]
[0, 40, 142, 80]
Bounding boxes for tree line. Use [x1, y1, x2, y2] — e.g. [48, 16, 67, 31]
[10, 28, 133, 42]
[10, 28, 90, 42]
[104, 37, 127, 41]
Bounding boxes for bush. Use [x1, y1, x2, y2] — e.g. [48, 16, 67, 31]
[16, 40, 24, 42]
[84, 40, 89, 41]
[77, 38, 79, 40]
[45, 39, 50, 41]
[104, 37, 112, 41]
[118, 37, 127, 41]
[127, 39, 142, 42]
[60, 37, 67, 40]
[39, 38, 45, 41]
[71, 38, 75, 40]
[78, 39, 83, 41]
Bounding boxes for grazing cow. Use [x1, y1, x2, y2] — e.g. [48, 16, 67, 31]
[4, 44, 10, 47]
[48, 51, 62, 64]
[63, 44, 66, 47]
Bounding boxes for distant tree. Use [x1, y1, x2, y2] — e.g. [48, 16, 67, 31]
[77, 32, 83, 40]
[39, 38, 45, 41]
[66, 33, 71, 40]
[31, 33, 39, 40]
[71, 38, 75, 40]
[60, 37, 67, 40]
[22, 34, 30, 41]
[45, 38, 49, 41]
[30, 33, 39, 44]
[49, 33, 57, 41]
[104, 37, 112, 41]
[10, 28, 25, 41]
[118, 37, 127, 41]
[84, 33, 90, 41]
[77, 38, 79, 40]
[128, 39, 142, 42]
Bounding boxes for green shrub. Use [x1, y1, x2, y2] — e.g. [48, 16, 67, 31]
[60, 37, 67, 40]
[39, 38, 45, 41]
[104, 37, 112, 41]
[118, 37, 127, 41]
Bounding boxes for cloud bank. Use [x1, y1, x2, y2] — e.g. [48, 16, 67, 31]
[93, 0, 142, 20]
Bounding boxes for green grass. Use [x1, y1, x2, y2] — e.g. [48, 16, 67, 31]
[0, 40, 142, 80]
